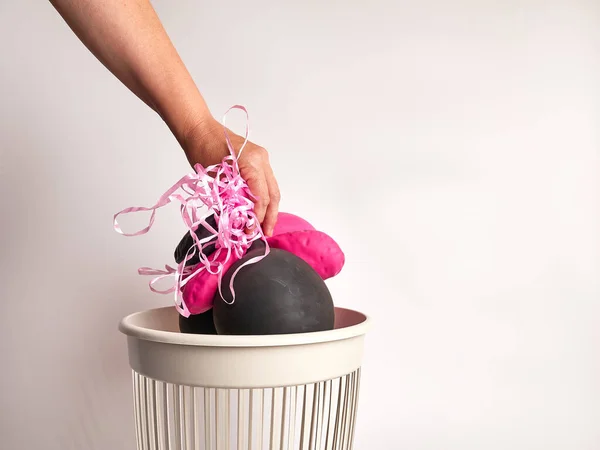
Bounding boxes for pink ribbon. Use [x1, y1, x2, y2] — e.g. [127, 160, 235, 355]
[114, 105, 269, 317]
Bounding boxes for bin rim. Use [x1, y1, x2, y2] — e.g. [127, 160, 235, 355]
[119, 306, 371, 348]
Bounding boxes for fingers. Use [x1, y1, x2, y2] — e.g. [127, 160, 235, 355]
[262, 162, 280, 236]
[246, 171, 269, 227]
[238, 144, 280, 237]
[239, 148, 270, 226]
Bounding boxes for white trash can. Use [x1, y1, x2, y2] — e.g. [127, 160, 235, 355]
[119, 306, 371, 450]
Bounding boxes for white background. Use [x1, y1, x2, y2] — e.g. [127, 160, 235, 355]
[1, 1, 599, 449]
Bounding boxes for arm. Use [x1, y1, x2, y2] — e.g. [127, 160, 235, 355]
[50, 0, 280, 235]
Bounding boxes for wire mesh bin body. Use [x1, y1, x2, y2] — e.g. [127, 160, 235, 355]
[120, 306, 371, 450]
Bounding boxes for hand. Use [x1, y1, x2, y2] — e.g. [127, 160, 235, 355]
[181, 116, 281, 237]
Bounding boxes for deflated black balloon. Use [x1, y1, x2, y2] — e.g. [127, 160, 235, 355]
[178, 309, 217, 335]
[213, 248, 335, 335]
[174, 215, 218, 266]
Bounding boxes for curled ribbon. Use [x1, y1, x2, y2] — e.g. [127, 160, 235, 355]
[114, 105, 270, 317]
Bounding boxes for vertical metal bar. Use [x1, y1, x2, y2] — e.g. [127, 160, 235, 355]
[249, 390, 255, 450]
[131, 371, 142, 450]
[270, 388, 284, 450]
[181, 386, 187, 450]
[162, 382, 171, 450]
[155, 381, 162, 450]
[227, 390, 231, 450]
[286, 386, 297, 450]
[324, 379, 335, 450]
[279, 387, 288, 450]
[345, 372, 356, 450]
[299, 385, 310, 450]
[192, 388, 200, 450]
[238, 389, 247, 450]
[147, 378, 158, 450]
[339, 375, 349, 450]
[320, 381, 328, 449]
[140, 376, 149, 450]
[155, 381, 163, 450]
[332, 376, 344, 450]
[204, 388, 212, 450]
[342, 372, 355, 450]
[308, 383, 320, 450]
[172, 384, 181, 450]
[215, 389, 220, 450]
[258, 389, 264, 450]
[216, 389, 229, 450]
[269, 388, 277, 450]
[348, 369, 361, 450]
[318, 381, 329, 450]
[341, 375, 352, 450]
[314, 383, 322, 450]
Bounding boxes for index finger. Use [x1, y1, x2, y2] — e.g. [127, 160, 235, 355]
[245, 171, 270, 228]
[262, 164, 280, 236]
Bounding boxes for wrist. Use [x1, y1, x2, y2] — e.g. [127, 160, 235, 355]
[180, 113, 218, 152]
[162, 102, 213, 146]
[179, 114, 229, 168]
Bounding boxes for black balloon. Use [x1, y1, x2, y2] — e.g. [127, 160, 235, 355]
[174, 215, 266, 266]
[213, 248, 335, 335]
[178, 309, 218, 335]
[174, 215, 218, 267]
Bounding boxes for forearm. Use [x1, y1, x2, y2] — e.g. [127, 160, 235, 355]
[49, 0, 211, 145]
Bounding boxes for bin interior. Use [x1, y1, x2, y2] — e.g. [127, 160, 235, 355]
[127, 306, 367, 335]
